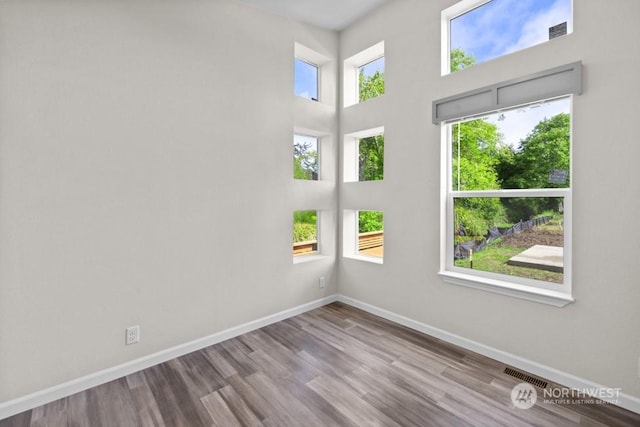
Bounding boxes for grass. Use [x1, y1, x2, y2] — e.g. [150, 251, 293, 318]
[454, 242, 563, 284]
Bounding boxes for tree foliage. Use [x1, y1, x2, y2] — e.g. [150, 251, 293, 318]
[359, 135, 384, 181]
[498, 113, 570, 219]
[452, 119, 508, 236]
[359, 211, 383, 233]
[293, 140, 318, 180]
[451, 47, 476, 72]
[359, 69, 384, 102]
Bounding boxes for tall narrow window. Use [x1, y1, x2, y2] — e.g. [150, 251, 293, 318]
[443, 0, 573, 74]
[357, 211, 384, 258]
[294, 58, 318, 101]
[293, 134, 319, 180]
[358, 56, 385, 102]
[293, 210, 318, 256]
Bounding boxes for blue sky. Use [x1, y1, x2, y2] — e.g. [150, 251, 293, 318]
[486, 97, 570, 147]
[294, 58, 318, 100]
[451, 0, 572, 65]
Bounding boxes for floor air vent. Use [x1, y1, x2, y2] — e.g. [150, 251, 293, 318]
[504, 367, 548, 388]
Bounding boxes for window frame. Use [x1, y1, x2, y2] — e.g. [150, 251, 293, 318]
[441, 0, 574, 76]
[293, 133, 320, 181]
[439, 98, 574, 307]
[294, 58, 319, 101]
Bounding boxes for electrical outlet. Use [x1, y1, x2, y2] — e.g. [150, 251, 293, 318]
[319, 276, 326, 288]
[126, 326, 140, 345]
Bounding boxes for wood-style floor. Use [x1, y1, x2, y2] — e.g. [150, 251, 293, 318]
[2, 302, 639, 426]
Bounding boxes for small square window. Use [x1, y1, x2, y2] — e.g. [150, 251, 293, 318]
[443, 0, 573, 74]
[294, 58, 318, 101]
[293, 210, 318, 257]
[343, 127, 384, 183]
[294, 134, 319, 180]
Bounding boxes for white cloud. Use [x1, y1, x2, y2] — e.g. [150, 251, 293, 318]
[503, 0, 572, 55]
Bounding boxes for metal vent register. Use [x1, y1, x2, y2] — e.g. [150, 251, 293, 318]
[504, 367, 548, 389]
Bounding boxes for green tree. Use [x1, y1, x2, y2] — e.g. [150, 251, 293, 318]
[293, 140, 318, 180]
[359, 69, 384, 102]
[359, 135, 384, 181]
[359, 211, 383, 233]
[452, 119, 508, 236]
[499, 113, 570, 219]
[450, 47, 476, 72]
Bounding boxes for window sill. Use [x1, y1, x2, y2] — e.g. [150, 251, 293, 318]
[438, 271, 573, 307]
[344, 254, 384, 265]
[293, 254, 328, 264]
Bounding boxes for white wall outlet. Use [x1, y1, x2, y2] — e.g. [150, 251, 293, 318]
[319, 276, 326, 288]
[126, 325, 140, 345]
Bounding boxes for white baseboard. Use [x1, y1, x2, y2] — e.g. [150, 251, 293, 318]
[0, 294, 339, 420]
[337, 294, 640, 415]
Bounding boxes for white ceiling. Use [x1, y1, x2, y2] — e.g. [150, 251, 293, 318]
[235, 0, 392, 31]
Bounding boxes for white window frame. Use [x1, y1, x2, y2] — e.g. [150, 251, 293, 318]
[293, 133, 320, 181]
[440, 107, 573, 306]
[295, 43, 330, 102]
[434, 63, 582, 307]
[441, 0, 574, 76]
[343, 41, 384, 107]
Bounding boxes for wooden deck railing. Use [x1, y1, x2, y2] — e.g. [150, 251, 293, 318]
[292, 231, 384, 256]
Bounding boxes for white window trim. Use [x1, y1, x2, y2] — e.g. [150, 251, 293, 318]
[439, 100, 574, 307]
[343, 41, 384, 108]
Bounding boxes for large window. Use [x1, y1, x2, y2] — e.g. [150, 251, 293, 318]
[443, 0, 573, 74]
[442, 96, 573, 305]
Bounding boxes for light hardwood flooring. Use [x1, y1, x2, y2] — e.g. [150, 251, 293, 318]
[2, 302, 639, 426]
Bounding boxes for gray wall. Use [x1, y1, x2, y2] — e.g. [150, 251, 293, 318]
[0, 0, 338, 402]
[339, 0, 640, 399]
